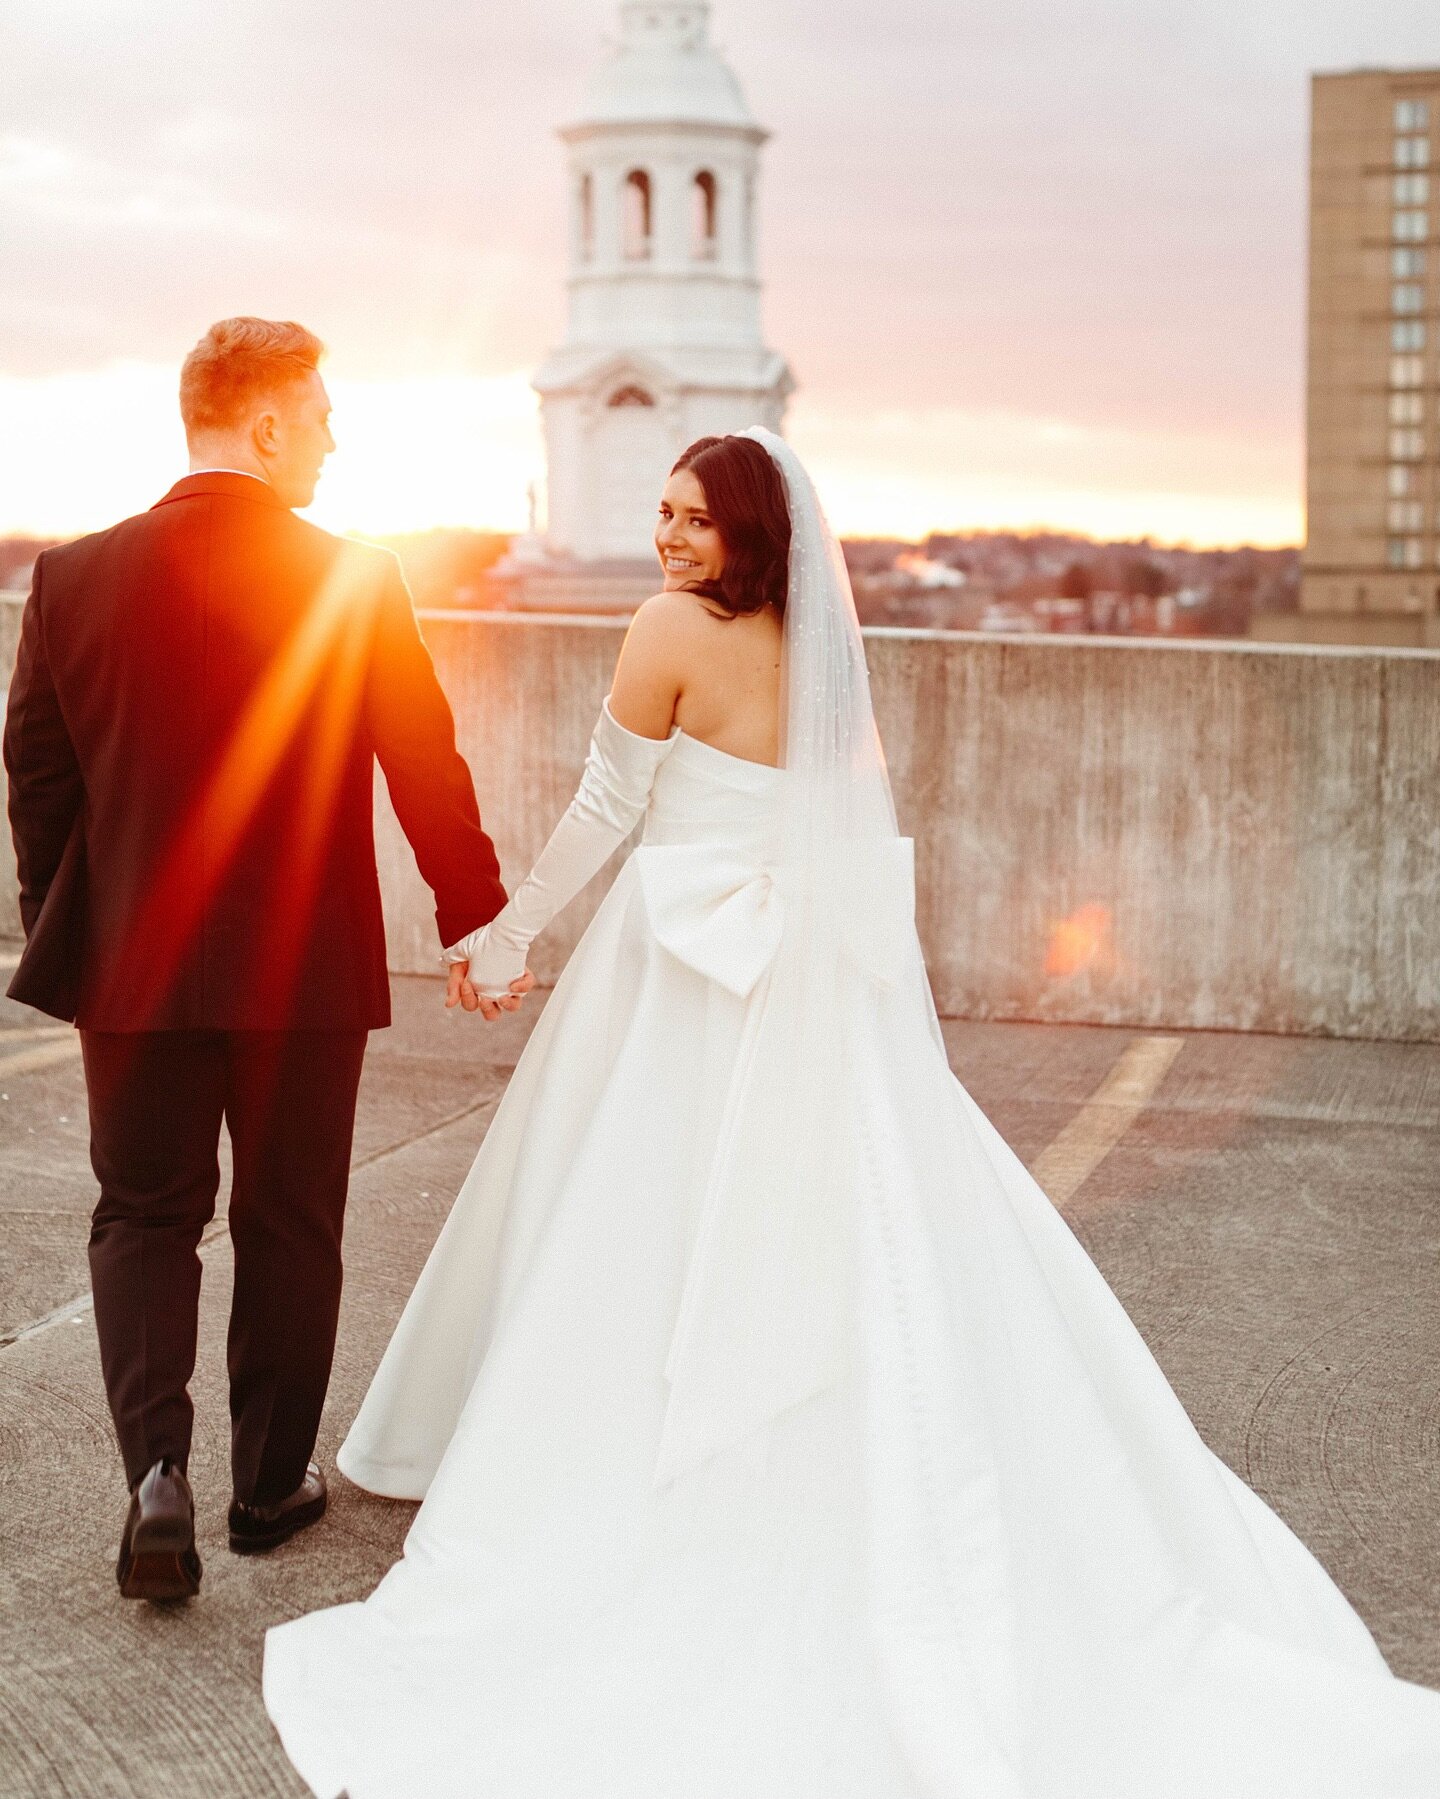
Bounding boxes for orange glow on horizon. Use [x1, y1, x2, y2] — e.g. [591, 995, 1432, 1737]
[0, 365, 1303, 552]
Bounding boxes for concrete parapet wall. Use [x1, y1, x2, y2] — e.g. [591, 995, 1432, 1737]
[871, 629, 1439, 1041]
[4, 593, 1439, 1040]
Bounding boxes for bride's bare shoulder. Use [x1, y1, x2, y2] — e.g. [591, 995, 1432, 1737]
[630, 588, 729, 635]
[619, 590, 725, 669]
[610, 591, 711, 735]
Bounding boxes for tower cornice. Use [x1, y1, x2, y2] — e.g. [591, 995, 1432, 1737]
[559, 118, 769, 147]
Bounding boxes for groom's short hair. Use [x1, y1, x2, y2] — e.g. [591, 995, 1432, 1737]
[180, 317, 325, 437]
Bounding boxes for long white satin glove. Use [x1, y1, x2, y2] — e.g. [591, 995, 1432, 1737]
[444, 699, 678, 997]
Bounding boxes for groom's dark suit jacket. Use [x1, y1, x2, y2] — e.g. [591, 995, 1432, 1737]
[3, 471, 506, 1032]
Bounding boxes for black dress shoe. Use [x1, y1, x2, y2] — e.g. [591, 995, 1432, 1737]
[228, 1461, 327, 1555]
[116, 1459, 202, 1602]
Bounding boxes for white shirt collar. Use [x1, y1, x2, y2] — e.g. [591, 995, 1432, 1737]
[188, 468, 271, 487]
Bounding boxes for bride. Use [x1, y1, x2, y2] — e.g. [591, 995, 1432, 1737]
[263, 429, 1440, 1798]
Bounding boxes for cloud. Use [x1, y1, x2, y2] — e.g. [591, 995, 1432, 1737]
[0, 132, 285, 238]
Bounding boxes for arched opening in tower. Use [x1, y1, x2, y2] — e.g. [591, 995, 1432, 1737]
[622, 169, 652, 260]
[578, 172, 594, 262]
[692, 170, 718, 260]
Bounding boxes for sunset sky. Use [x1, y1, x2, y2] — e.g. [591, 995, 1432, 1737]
[3, 0, 1436, 546]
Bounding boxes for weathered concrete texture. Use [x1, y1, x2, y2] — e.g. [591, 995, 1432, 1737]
[1, 981, 1439, 1798]
[6, 595, 1440, 1039]
[377, 614, 1440, 1040]
[879, 630, 1440, 1040]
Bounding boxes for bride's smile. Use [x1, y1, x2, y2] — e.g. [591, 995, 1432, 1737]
[655, 466, 726, 588]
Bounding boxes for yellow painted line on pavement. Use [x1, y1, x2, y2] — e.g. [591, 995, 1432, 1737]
[0, 1037, 84, 1078]
[1031, 1035, 1185, 1206]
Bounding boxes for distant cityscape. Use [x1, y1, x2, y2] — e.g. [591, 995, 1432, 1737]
[836, 533, 1297, 638]
[0, 528, 1301, 641]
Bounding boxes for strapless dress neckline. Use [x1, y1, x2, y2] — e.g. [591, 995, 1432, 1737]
[671, 728, 782, 778]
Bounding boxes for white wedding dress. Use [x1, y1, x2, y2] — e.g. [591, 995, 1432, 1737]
[264, 434, 1440, 1799]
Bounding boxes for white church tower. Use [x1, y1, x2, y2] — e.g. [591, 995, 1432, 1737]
[533, 0, 794, 569]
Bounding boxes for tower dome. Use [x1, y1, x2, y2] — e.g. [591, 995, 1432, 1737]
[531, 0, 794, 574]
[576, 2, 756, 130]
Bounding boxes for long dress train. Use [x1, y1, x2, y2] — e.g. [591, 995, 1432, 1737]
[263, 727, 1440, 1799]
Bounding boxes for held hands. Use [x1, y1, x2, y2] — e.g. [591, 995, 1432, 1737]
[445, 959, 535, 1021]
[440, 698, 673, 1024]
[442, 911, 532, 1015]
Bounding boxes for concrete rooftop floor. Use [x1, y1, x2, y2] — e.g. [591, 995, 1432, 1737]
[2, 971, 1439, 1797]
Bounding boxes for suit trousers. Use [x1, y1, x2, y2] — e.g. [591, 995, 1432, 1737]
[80, 1028, 368, 1505]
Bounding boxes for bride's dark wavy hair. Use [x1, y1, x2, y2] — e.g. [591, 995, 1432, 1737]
[669, 435, 791, 619]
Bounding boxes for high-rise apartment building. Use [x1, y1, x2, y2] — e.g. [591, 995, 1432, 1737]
[1288, 68, 1440, 647]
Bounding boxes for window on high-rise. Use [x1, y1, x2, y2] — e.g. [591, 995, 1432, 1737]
[1392, 247, 1427, 278]
[1396, 137, 1431, 170]
[1390, 428, 1425, 459]
[1393, 282, 1425, 313]
[1394, 173, 1430, 206]
[1390, 392, 1424, 425]
[1388, 499, 1424, 532]
[1393, 210, 1429, 241]
[1391, 355, 1425, 386]
[1389, 465, 1418, 498]
[1396, 100, 1431, 133]
[1392, 320, 1426, 352]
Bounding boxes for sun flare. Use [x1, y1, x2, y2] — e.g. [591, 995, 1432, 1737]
[0, 363, 545, 541]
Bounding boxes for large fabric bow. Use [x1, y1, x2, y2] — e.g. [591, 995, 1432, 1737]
[632, 835, 917, 1486]
[633, 837, 915, 999]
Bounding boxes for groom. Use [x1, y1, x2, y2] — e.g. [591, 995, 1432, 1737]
[3, 316, 527, 1601]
